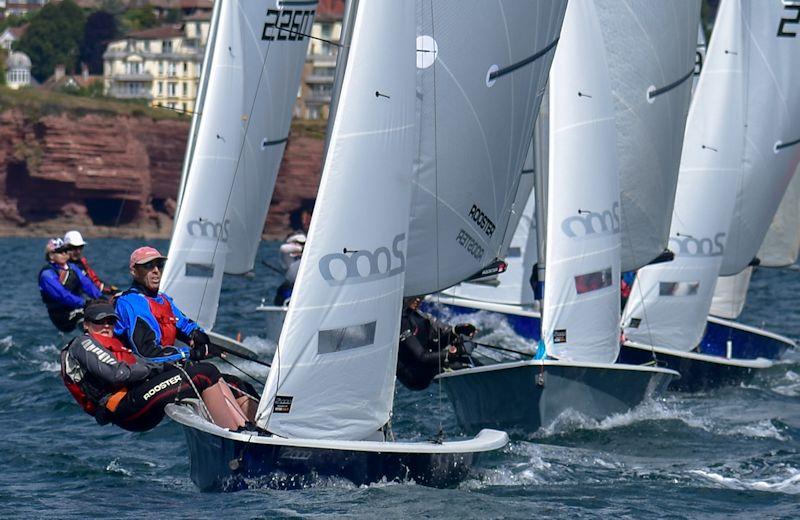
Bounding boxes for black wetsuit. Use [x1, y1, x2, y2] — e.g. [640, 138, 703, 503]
[63, 333, 256, 432]
[396, 308, 462, 390]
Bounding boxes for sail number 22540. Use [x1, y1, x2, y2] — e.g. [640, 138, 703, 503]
[262, 9, 315, 41]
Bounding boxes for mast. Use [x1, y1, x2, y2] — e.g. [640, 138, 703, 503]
[532, 87, 549, 309]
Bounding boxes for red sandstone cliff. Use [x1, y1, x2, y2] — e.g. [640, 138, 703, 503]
[0, 91, 325, 239]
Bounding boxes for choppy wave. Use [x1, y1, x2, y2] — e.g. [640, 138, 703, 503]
[773, 370, 800, 397]
[690, 466, 800, 495]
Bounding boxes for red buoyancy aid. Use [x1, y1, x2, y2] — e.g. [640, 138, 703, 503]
[146, 295, 178, 347]
[60, 333, 136, 420]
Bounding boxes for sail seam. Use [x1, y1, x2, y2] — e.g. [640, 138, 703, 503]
[648, 68, 694, 99]
[488, 37, 559, 81]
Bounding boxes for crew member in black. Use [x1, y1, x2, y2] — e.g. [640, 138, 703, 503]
[396, 296, 478, 390]
[61, 301, 253, 432]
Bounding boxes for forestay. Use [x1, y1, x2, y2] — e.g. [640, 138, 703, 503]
[718, 1, 800, 275]
[403, 0, 567, 297]
[256, 0, 416, 440]
[443, 142, 538, 306]
[162, 0, 314, 329]
[542, 0, 620, 363]
[622, 0, 746, 351]
[595, 0, 699, 272]
[758, 164, 800, 267]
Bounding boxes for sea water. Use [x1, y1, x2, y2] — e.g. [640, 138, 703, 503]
[1, 237, 798, 518]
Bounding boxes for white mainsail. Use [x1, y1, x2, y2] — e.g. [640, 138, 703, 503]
[595, 0, 699, 272]
[403, 0, 567, 297]
[693, 23, 707, 93]
[758, 164, 800, 267]
[162, 0, 314, 329]
[541, 0, 620, 363]
[256, 0, 415, 440]
[718, 1, 800, 275]
[622, 0, 746, 351]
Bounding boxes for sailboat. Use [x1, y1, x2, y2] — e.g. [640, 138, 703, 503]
[433, 0, 698, 434]
[160, 0, 313, 353]
[166, 0, 506, 491]
[619, 0, 800, 390]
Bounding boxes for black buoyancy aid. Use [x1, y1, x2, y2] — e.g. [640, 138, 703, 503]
[61, 334, 136, 423]
[39, 263, 81, 309]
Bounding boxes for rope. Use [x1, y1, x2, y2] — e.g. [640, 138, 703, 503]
[218, 355, 264, 388]
[172, 362, 213, 422]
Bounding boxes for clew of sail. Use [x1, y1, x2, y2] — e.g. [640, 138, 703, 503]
[595, 0, 700, 272]
[403, 0, 567, 297]
[622, 0, 746, 351]
[541, 0, 620, 363]
[718, 1, 800, 275]
[256, 0, 416, 440]
[162, 0, 315, 329]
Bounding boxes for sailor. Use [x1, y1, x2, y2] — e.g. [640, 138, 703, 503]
[114, 246, 211, 360]
[396, 296, 478, 390]
[63, 230, 118, 295]
[61, 301, 251, 432]
[114, 246, 260, 408]
[273, 199, 314, 305]
[38, 238, 104, 332]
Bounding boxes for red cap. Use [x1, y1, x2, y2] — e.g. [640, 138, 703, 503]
[129, 246, 167, 270]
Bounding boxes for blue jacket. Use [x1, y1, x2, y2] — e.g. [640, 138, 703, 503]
[39, 262, 103, 309]
[114, 283, 200, 359]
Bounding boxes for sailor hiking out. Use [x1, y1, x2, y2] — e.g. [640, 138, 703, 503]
[61, 301, 253, 432]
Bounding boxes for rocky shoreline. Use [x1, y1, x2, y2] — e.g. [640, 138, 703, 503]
[0, 88, 326, 240]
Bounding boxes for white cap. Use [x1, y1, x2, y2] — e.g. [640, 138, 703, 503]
[63, 230, 87, 246]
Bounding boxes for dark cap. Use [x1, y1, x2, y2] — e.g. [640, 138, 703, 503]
[84, 301, 119, 323]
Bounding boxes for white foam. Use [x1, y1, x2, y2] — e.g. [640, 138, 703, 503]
[106, 459, 132, 477]
[38, 361, 60, 373]
[690, 467, 800, 495]
[773, 370, 800, 397]
[463, 442, 551, 488]
[0, 335, 12, 353]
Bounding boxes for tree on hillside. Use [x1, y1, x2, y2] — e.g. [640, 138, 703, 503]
[80, 11, 118, 75]
[15, 0, 86, 82]
[121, 7, 159, 32]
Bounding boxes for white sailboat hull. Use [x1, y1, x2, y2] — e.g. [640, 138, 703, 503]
[166, 401, 507, 490]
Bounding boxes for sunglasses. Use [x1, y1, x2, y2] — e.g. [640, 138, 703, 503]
[88, 317, 117, 326]
[138, 259, 166, 271]
[66, 245, 84, 251]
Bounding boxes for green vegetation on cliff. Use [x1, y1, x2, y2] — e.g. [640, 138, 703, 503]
[0, 85, 185, 121]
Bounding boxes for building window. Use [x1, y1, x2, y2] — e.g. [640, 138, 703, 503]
[158, 81, 163, 95]
[182, 82, 187, 96]
[183, 62, 188, 74]
[168, 82, 177, 96]
[158, 61, 164, 75]
[167, 62, 176, 77]
[182, 102, 187, 112]
[144, 40, 150, 52]
[162, 40, 173, 53]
